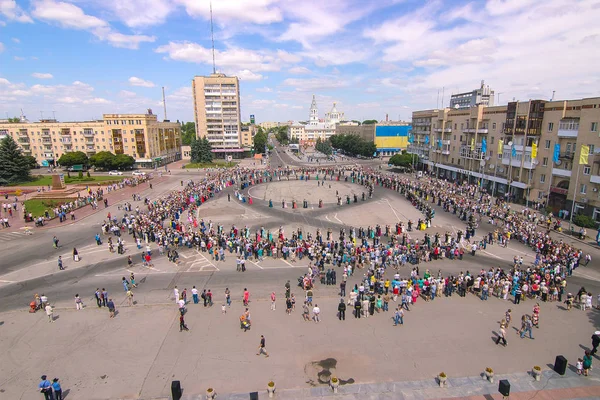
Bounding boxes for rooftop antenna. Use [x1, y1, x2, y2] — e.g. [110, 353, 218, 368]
[551, 90, 556, 101]
[52, 110, 56, 120]
[210, 0, 216, 74]
[162, 86, 168, 121]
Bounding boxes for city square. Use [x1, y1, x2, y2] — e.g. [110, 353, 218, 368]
[1, 147, 600, 400]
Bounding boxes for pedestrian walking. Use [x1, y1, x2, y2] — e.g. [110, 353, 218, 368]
[520, 315, 534, 339]
[52, 378, 63, 400]
[73, 247, 79, 262]
[74, 294, 83, 310]
[45, 303, 54, 323]
[302, 302, 310, 321]
[38, 375, 52, 400]
[192, 286, 199, 304]
[126, 289, 134, 306]
[243, 288, 250, 306]
[496, 324, 507, 346]
[58, 256, 64, 270]
[256, 335, 269, 357]
[583, 350, 593, 376]
[107, 298, 116, 318]
[270, 292, 276, 311]
[393, 307, 404, 326]
[52, 236, 59, 249]
[312, 304, 321, 322]
[121, 277, 129, 292]
[179, 314, 189, 332]
[129, 273, 137, 288]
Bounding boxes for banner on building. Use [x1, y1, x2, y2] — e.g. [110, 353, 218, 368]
[498, 139, 503, 155]
[481, 137, 487, 154]
[553, 143, 560, 163]
[580, 144, 590, 165]
[470, 138, 475, 151]
[531, 142, 537, 159]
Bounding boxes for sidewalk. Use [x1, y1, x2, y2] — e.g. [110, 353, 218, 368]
[1, 175, 168, 233]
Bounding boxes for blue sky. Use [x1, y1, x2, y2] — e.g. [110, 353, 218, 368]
[1, 0, 599, 124]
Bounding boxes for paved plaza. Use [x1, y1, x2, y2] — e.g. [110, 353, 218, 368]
[1, 150, 600, 399]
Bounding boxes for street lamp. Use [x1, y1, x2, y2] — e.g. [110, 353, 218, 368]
[507, 141, 513, 201]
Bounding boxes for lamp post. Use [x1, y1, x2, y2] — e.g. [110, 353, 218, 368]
[507, 141, 514, 201]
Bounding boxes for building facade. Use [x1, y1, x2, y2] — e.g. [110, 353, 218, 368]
[449, 80, 495, 109]
[410, 97, 600, 220]
[288, 95, 341, 146]
[0, 110, 181, 168]
[336, 122, 411, 156]
[192, 73, 244, 157]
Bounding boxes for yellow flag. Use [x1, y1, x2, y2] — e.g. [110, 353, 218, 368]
[580, 144, 590, 164]
[531, 142, 537, 159]
[498, 139, 504, 155]
[470, 138, 475, 151]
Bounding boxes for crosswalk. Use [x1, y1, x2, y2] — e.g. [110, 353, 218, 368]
[0, 231, 28, 242]
[180, 250, 220, 272]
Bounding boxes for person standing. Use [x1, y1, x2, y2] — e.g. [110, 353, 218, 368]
[73, 248, 79, 262]
[338, 299, 346, 320]
[52, 236, 59, 249]
[243, 288, 250, 306]
[583, 350, 593, 376]
[270, 292, 276, 311]
[393, 307, 404, 326]
[302, 301, 310, 321]
[192, 286, 199, 304]
[312, 304, 321, 322]
[173, 286, 179, 303]
[520, 316, 534, 339]
[38, 375, 52, 400]
[107, 298, 116, 318]
[129, 273, 137, 288]
[225, 287, 231, 307]
[126, 289, 134, 306]
[354, 298, 362, 318]
[74, 294, 83, 310]
[52, 378, 63, 400]
[102, 288, 108, 307]
[256, 335, 269, 357]
[591, 331, 600, 356]
[58, 256, 64, 270]
[121, 277, 129, 292]
[45, 303, 54, 323]
[505, 309, 512, 328]
[95, 289, 102, 308]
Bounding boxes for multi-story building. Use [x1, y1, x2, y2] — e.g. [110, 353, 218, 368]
[288, 95, 342, 146]
[411, 96, 600, 221]
[449, 80, 495, 110]
[192, 73, 244, 157]
[0, 110, 181, 168]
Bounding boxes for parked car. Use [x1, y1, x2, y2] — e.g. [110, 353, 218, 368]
[108, 170, 123, 176]
[132, 171, 147, 176]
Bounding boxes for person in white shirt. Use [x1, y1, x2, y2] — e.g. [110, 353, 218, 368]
[173, 286, 179, 303]
[191, 286, 199, 304]
[312, 304, 321, 322]
[45, 304, 54, 322]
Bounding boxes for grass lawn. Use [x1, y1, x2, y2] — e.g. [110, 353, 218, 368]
[183, 161, 238, 169]
[11, 175, 125, 187]
[23, 199, 70, 217]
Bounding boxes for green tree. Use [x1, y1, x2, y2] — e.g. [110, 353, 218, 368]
[7, 117, 21, 123]
[253, 130, 268, 154]
[362, 119, 378, 125]
[181, 122, 196, 146]
[89, 151, 116, 170]
[388, 153, 414, 167]
[275, 126, 289, 145]
[329, 134, 376, 157]
[0, 136, 31, 184]
[190, 137, 214, 163]
[113, 154, 135, 170]
[24, 155, 38, 169]
[315, 138, 332, 155]
[57, 151, 88, 167]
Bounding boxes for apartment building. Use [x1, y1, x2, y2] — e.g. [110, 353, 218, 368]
[449, 80, 495, 109]
[0, 110, 181, 168]
[410, 97, 600, 221]
[192, 73, 244, 157]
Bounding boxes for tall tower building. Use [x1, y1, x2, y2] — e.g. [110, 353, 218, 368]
[192, 73, 242, 152]
[309, 94, 319, 126]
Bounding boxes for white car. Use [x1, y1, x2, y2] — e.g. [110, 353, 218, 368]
[108, 170, 123, 176]
[132, 171, 146, 176]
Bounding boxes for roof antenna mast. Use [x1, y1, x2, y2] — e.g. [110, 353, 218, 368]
[210, 1, 216, 74]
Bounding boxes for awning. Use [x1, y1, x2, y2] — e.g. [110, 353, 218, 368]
[254, 154, 263, 159]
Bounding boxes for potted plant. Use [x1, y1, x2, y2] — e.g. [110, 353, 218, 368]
[484, 367, 494, 383]
[532, 366, 542, 381]
[438, 372, 447, 387]
[330, 376, 340, 393]
[206, 387, 216, 399]
[267, 381, 276, 398]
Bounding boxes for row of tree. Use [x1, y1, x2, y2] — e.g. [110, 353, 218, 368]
[315, 138, 332, 155]
[388, 151, 415, 168]
[329, 134, 377, 158]
[0, 136, 32, 185]
[190, 137, 214, 163]
[56, 151, 136, 170]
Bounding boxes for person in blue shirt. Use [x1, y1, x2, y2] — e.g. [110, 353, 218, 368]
[38, 375, 52, 400]
[52, 378, 63, 400]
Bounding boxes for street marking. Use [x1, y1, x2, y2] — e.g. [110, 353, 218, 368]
[246, 259, 264, 270]
[480, 249, 503, 260]
[325, 215, 330, 221]
[0, 279, 16, 283]
[333, 213, 343, 224]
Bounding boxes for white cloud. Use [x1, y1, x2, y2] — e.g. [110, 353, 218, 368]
[31, 0, 155, 49]
[11, 37, 20, 43]
[237, 69, 264, 81]
[289, 66, 311, 75]
[13, 56, 25, 61]
[0, 0, 34, 23]
[106, 0, 175, 28]
[256, 87, 272, 93]
[155, 42, 298, 75]
[129, 76, 155, 87]
[0, 42, 4, 53]
[177, 0, 283, 25]
[119, 90, 137, 98]
[282, 77, 350, 91]
[357, 102, 381, 108]
[83, 97, 111, 105]
[31, 72, 54, 79]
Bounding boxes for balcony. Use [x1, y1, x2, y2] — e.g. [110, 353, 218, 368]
[552, 168, 572, 178]
[18, 130, 28, 136]
[85, 147, 96, 153]
[559, 152, 574, 160]
[459, 145, 484, 160]
[60, 129, 71, 135]
[442, 140, 451, 145]
[18, 137, 30, 144]
[591, 175, 600, 184]
[558, 120, 579, 138]
[83, 130, 95, 137]
[41, 131, 51, 137]
[557, 129, 578, 138]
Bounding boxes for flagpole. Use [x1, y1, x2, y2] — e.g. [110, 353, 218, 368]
[569, 163, 581, 229]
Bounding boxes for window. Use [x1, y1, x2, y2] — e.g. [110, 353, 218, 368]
[454, 123, 457, 130]
[490, 137, 495, 144]
[540, 174, 546, 183]
[457, 159, 460, 165]
[580, 183, 587, 194]
[461, 123, 464, 130]
[453, 135, 456, 140]
[592, 122, 598, 132]
[498, 152, 502, 159]
[584, 166, 591, 175]
[545, 140, 551, 149]
[492, 122, 496, 130]
[490, 151, 494, 157]
[542, 157, 548, 166]
[548, 122, 554, 132]
[589, 144, 595, 154]
[460, 135, 463, 142]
